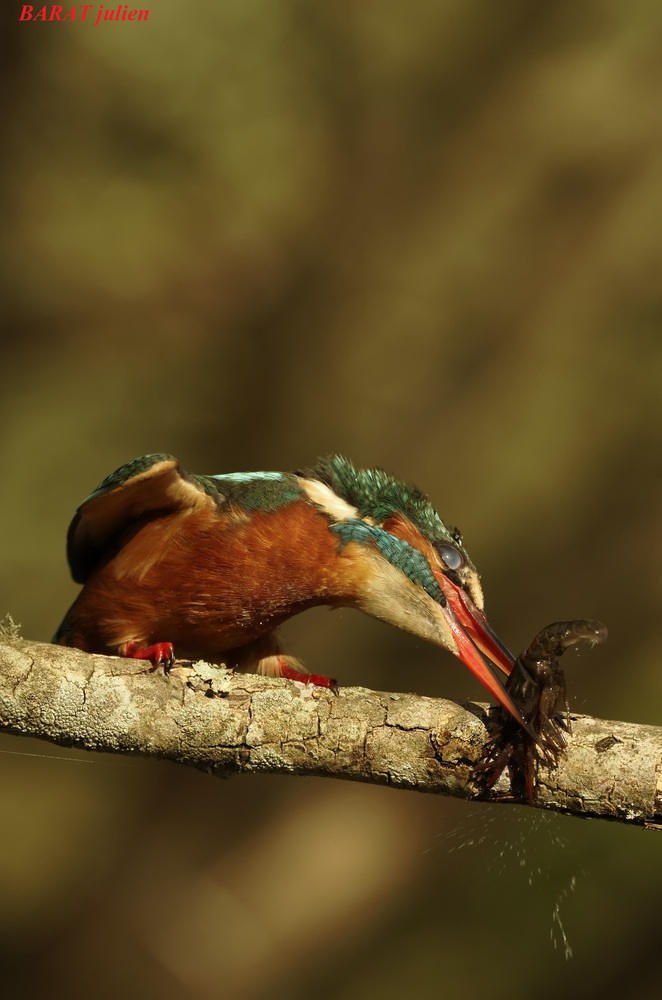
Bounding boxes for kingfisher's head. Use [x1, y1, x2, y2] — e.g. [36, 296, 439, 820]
[298, 456, 526, 729]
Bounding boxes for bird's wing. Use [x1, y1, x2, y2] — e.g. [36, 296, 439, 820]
[66, 453, 216, 583]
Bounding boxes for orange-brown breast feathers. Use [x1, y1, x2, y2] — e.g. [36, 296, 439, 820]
[62, 497, 348, 657]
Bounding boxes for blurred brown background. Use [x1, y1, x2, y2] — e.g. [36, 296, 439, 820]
[1, 1, 661, 998]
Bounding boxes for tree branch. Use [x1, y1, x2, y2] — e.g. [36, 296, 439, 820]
[1, 633, 660, 829]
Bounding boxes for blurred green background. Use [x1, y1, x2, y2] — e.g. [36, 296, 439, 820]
[1, 1, 661, 997]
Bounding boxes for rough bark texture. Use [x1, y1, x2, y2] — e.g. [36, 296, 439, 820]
[1, 635, 661, 829]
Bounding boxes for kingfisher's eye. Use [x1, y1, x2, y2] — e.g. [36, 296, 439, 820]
[438, 544, 463, 571]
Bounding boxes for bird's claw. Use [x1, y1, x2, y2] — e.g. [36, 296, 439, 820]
[119, 640, 176, 673]
[277, 660, 338, 693]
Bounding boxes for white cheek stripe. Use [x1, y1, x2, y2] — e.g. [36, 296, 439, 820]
[297, 477, 360, 522]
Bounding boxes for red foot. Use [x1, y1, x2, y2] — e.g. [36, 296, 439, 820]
[279, 662, 338, 693]
[120, 641, 175, 671]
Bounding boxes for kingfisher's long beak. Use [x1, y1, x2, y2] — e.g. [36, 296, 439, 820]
[435, 573, 537, 739]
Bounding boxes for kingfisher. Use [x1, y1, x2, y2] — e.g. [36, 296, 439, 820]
[54, 454, 531, 731]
